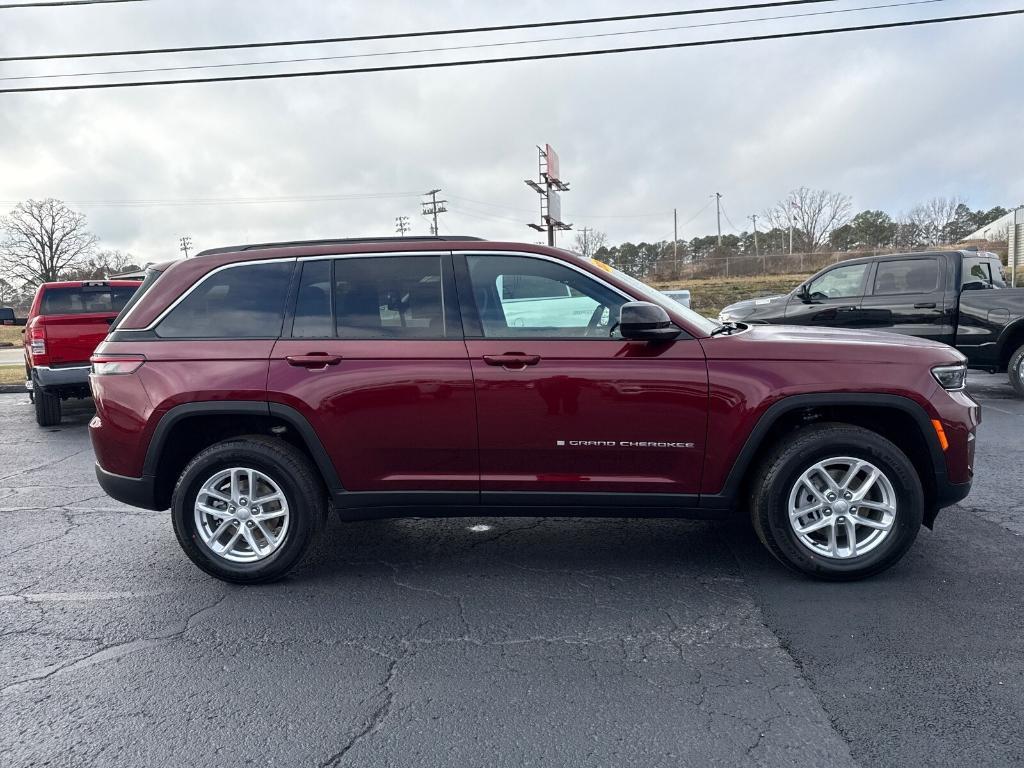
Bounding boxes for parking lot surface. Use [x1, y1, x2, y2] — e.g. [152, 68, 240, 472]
[1, 375, 1021, 767]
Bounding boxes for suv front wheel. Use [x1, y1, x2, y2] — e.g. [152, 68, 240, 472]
[750, 423, 924, 580]
[171, 436, 325, 584]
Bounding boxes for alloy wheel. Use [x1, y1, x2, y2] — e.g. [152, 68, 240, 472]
[194, 467, 290, 563]
[787, 456, 897, 559]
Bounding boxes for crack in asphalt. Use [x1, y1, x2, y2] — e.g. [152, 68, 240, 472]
[320, 652, 403, 767]
[0, 593, 229, 696]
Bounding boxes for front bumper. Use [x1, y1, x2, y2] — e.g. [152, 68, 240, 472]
[95, 463, 163, 511]
[33, 364, 91, 389]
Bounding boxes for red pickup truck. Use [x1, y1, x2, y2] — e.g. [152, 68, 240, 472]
[24, 280, 141, 426]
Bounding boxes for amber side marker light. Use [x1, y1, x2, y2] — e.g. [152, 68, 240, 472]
[931, 419, 950, 452]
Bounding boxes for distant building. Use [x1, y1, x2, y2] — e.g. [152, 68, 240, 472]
[965, 210, 1015, 241]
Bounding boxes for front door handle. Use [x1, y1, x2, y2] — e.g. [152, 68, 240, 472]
[914, 302, 937, 309]
[483, 353, 541, 368]
[287, 353, 342, 369]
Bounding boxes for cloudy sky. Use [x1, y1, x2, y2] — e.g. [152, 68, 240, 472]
[1, 0, 1021, 262]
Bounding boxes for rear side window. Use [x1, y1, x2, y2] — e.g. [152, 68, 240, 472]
[156, 262, 294, 338]
[40, 285, 137, 315]
[873, 259, 940, 295]
[333, 256, 447, 339]
[962, 257, 1007, 289]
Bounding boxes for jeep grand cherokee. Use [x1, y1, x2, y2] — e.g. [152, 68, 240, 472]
[88, 236, 978, 583]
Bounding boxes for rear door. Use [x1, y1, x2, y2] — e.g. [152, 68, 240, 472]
[267, 252, 478, 505]
[858, 255, 953, 344]
[38, 283, 138, 364]
[784, 262, 870, 327]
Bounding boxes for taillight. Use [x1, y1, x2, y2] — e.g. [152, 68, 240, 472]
[29, 326, 46, 357]
[91, 355, 145, 375]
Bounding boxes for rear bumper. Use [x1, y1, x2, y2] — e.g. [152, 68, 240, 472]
[94, 463, 163, 511]
[33, 364, 91, 389]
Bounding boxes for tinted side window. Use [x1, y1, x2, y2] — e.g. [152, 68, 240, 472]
[292, 260, 332, 338]
[156, 262, 294, 338]
[808, 264, 869, 300]
[466, 255, 626, 338]
[873, 259, 940, 296]
[961, 257, 1005, 289]
[334, 256, 446, 339]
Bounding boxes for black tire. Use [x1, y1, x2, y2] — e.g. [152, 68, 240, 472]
[1009, 344, 1024, 399]
[171, 436, 325, 584]
[34, 387, 62, 427]
[749, 423, 924, 581]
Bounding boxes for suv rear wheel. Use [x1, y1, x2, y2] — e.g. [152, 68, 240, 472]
[750, 423, 923, 580]
[33, 387, 61, 427]
[171, 436, 325, 584]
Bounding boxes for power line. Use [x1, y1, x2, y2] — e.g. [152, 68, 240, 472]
[2, 9, 1017, 94]
[0, 0, 946, 82]
[0, 191, 425, 207]
[0, 0, 145, 8]
[0, 1, 842, 62]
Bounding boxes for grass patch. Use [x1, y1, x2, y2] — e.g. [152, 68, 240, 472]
[0, 365, 26, 386]
[652, 274, 809, 317]
[0, 326, 23, 347]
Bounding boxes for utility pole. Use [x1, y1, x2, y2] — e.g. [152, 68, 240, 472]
[748, 214, 760, 257]
[713, 193, 723, 247]
[421, 189, 447, 236]
[578, 227, 593, 258]
[526, 144, 571, 246]
[673, 208, 678, 265]
[179, 236, 192, 259]
[395, 216, 410, 237]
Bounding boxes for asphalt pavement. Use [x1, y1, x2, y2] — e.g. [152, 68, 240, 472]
[0, 374, 1021, 767]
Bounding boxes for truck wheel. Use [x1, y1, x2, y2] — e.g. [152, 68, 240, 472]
[750, 423, 923, 581]
[1009, 345, 1024, 398]
[171, 436, 325, 584]
[33, 387, 62, 427]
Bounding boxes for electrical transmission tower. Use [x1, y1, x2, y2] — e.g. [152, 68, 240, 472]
[526, 144, 571, 246]
[422, 189, 448, 235]
[395, 216, 410, 236]
[179, 236, 193, 258]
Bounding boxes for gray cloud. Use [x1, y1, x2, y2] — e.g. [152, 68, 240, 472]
[1, 0, 1021, 263]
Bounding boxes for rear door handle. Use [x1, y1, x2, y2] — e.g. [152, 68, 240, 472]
[914, 302, 937, 309]
[287, 353, 342, 368]
[483, 353, 541, 368]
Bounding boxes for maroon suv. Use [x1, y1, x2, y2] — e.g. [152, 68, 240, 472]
[89, 236, 978, 583]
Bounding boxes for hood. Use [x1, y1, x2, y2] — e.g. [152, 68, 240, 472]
[704, 323, 965, 364]
[719, 294, 789, 321]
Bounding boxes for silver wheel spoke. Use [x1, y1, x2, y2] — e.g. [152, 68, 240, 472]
[795, 516, 832, 535]
[787, 456, 897, 561]
[197, 502, 232, 520]
[195, 465, 290, 564]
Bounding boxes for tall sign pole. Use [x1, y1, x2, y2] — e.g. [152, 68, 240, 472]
[526, 144, 571, 246]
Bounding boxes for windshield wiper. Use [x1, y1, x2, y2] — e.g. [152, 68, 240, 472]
[710, 321, 743, 337]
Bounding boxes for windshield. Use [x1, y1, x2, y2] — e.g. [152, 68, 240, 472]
[591, 260, 720, 335]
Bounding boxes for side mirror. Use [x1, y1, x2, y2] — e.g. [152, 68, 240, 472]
[961, 281, 989, 292]
[797, 284, 812, 302]
[618, 301, 680, 341]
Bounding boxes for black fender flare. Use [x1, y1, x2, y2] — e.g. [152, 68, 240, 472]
[143, 400, 344, 494]
[701, 392, 947, 510]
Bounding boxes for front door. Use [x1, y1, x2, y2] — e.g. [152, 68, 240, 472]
[785, 261, 871, 327]
[268, 253, 478, 505]
[456, 252, 708, 506]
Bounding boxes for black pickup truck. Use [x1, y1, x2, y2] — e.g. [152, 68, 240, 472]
[719, 250, 1024, 396]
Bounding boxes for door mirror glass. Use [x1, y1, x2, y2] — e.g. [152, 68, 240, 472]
[618, 302, 680, 341]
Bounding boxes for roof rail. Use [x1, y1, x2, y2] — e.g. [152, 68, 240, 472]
[195, 235, 484, 258]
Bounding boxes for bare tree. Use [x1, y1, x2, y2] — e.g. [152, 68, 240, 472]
[907, 197, 964, 246]
[0, 198, 98, 285]
[765, 187, 852, 253]
[62, 249, 141, 280]
[572, 229, 607, 260]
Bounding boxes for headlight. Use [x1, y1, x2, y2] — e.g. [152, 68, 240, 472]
[932, 363, 967, 391]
